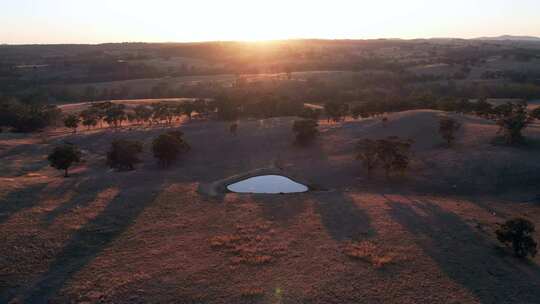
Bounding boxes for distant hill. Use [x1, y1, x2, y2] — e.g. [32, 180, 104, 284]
[474, 35, 540, 42]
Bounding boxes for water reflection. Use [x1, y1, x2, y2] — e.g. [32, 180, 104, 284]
[227, 175, 309, 194]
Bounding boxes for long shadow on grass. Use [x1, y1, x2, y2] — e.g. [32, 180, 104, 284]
[41, 178, 105, 225]
[387, 200, 540, 304]
[0, 183, 48, 224]
[2, 177, 166, 303]
[258, 195, 310, 224]
[313, 192, 375, 241]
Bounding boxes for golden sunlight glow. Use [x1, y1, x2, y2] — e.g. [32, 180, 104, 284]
[1, 0, 539, 44]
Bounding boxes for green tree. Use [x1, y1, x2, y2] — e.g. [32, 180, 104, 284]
[351, 104, 371, 119]
[91, 101, 114, 128]
[134, 105, 153, 125]
[299, 107, 322, 120]
[324, 101, 349, 122]
[181, 102, 196, 120]
[496, 218, 537, 258]
[216, 95, 240, 121]
[106, 139, 143, 171]
[80, 108, 99, 130]
[230, 123, 238, 135]
[496, 102, 532, 145]
[104, 104, 127, 128]
[530, 107, 540, 121]
[292, 119, 318, 145]
[193, 99, 210, 117]
[356, 139, 379, 177]
[1, 100, 62, 133]
[152, 131, 190, 167]
[438, 116, 462, 146]
[376, 137, 413, 178]
[63, 114, 80, 133]
[152, 102, 175, 125]
[47, 144, 82, 177]
[473, 98, 494, 117]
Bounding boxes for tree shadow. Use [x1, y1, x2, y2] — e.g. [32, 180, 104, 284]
[313, 192, 375, 241]
[0, 183, 48, 224]
[41, 178, 104, 225]
[2, 177, 166, 303]
[387, 200, 540, 303]
[258, 194, 310, 224]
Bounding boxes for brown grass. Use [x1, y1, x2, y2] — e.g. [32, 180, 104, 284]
[240, 287, 265, 298]
[210, 221, 287, 265]
[343, 241, 396, 268]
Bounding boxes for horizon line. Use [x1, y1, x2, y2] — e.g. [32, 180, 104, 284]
[2, 35, 540, 46]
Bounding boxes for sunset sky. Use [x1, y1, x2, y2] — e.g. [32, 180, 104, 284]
[1, 0, 539, 44]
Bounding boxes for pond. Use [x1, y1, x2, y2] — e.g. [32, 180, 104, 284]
[227, 175, 309, 194]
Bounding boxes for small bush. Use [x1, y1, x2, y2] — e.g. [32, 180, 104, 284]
[377, 137, 413, 178]
[299, 107, 321, 120]
[292, 119, 318, 145]
[106, 139, 143, 171]
[0, 100, 62, 132]
[496, 218, 537, 258]
[496, 102, 532, 145]
[324, 101, 349, 122]
[356, 139, 379, 177]
[63, 114, 80, 133]
[104, 104, 127, 128]
[152, 131, 190, 167]
[356, 137, 413, 178]
[531, 107, 540, 121]
[47, 144, 82, 177]
[80, 108, 99, 130]
[133, 105, 153, 125]
[438, 116, 461, 146]
[229, 123, 238, 135]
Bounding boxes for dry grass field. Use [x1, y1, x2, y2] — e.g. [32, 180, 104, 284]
[1, 111, 540, 303]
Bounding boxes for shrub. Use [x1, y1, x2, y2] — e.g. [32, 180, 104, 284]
[351, 104, 371, 119]
[106, 139, 143, 171]
[80, 108, 99, 130]
[230, 123, 238, 135]
[292, 119, 318, 145]
[104, 104, 127, 128]
[438, 116, 462, 146]
[181, 102, 196, 120]
[47, 144, 82, 177]
[356, 137, 413, 178]
[89, 102, 113, 128]
[152, 131, 190, 167]
[324, 101, 349, 122]
[0, 100, 61, 132]
[216, 95, 240, 121]
[193, 99, 210, 117]
[382, 117, 389, 127]
[376, 137, 413, 178]
[299, 107, 321, 120]
[496, 102, 532, 145]
[473, 98, 494, 117]
[356, 139, 379, 177]
[531, 107, 540, 121]
[63, 114, 80, 133]
[496, 218, 537, 258]
[134, 105, 153, 125]
[151, 102, 175, 124]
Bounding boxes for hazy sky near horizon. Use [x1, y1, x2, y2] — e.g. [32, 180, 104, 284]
[1, 0, 539, 44]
